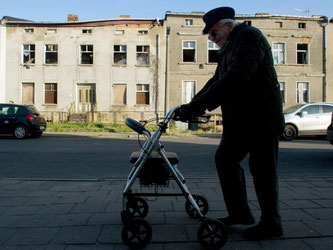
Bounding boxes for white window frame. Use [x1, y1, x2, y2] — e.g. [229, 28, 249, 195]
[23, 44, 35, 64]
[136, 84, 150, 105]
[297, 82, 310, 104]
[45, 44, 58, 64]
[80, 44, 93, 64]
[136, 45, 150, 65]
[182, 80, 196, 104]
[114, 45, 127, 64]
[272, 43, 285, 64]
[185, 19, 193, 26]
[207, 41, 219, 63]
[138, 30, 148, 35]
[279, 82, 286, 104]
[44, 83, 58, 104]
[296, 43, 309, 64]
[182, 40, 197, 63]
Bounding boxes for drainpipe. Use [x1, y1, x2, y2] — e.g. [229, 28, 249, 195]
[155, 34, 159, 122]
[321, 16, 330, 102]
[164, 26, 170, 116]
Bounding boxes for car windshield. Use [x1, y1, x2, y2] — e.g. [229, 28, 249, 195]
[283, 104, 305, 114]
[27, 105, 40, 115]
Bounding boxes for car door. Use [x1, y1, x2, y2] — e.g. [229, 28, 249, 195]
[320, 105, 333, 133]
[0, 105, 18, 133]
[297, 105, 322, 134]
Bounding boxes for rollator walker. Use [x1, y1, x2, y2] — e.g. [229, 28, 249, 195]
[121, 105, 228, 249]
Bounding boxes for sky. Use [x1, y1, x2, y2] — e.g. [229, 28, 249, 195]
[0, 0, 332, 22]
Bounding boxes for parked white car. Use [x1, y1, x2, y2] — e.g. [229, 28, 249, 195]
[282, 102, 333, 141]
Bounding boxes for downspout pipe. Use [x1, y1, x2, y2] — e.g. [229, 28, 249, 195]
[321, 16, 330, 102]
[164, 26, 170, 116]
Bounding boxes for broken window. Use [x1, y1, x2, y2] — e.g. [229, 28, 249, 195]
[208, 41, 219, 63]
[136, 84, 149, 105]
[136, 45, 150, 65]
[244, 21, 252, 26]
[24, 28, 34, 33]
[113, 84, 127, 105]
[115, 30, 125, 35]
[298, 22, 306, 29]
[185, 19, 193, 26]
[82, 29, 92, 34]
[275, 21, 283, 28]
[272, 43, 285, 64]
[80, 45, 93, 64]
[182, 41, 196, 62]
[138, 30, 148, 35]
[114, 45, 127, 64]
[45, 44, 58, 64]
[45, 83, 57, 104]
[47, 29, 57, 34]
[297, 44, 309, 64]
[23, 44, 35, 64]
[22, 83, 34, 104]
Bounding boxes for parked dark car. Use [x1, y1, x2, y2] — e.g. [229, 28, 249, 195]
[0, 103, 46, 139]
[327, 112, 333, 145]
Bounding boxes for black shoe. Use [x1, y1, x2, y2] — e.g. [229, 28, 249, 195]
[218, 215, 255, 227]
[243, 221, 283, 240]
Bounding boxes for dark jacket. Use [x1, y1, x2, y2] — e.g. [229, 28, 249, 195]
[193, 23, 284, 135]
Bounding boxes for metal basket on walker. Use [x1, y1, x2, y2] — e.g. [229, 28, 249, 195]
[120, 105, 228, 249]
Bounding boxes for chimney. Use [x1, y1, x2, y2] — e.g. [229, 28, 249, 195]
[67, 14, 79, 22]
[119, 15, 131, 18]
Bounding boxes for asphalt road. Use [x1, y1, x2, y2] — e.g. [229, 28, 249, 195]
[0, 133, 332, 180]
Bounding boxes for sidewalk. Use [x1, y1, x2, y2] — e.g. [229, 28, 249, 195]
[0, 176, 332, 249]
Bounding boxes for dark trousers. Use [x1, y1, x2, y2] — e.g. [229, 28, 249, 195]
[215, 132, 281, 225]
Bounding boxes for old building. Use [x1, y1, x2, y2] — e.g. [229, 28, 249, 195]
[0, 15, 165, 122]
[1, 12, 332, 124]
[164, 11, 333, 113]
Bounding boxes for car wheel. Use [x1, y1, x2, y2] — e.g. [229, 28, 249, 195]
[31, 132, 43, 138]
[282, 124, 297, 141]
[13, 125, 28, 139]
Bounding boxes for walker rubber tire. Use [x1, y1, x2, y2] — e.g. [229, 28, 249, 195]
[185, 195, 209, 219]
[197, 219, 228, 249]
[122, 217, 152, 248]
[126, 197, 149, 218]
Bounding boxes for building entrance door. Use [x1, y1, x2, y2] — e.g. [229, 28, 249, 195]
[77, 84, 96, 112]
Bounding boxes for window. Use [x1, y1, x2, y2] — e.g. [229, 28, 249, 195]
[114, 45, 127, 64]
[182, 81, 196, 104]
[82, 29, 92, 34]
[182, 41, 196, 62]
[322, 105, 333, 113]
[80, 45, 93, 64]
[136, 46, 150, 65]
[297, 44, 309, 64]
[22, 83, 34, 104]
[138, 30, 148, 35]
[115, 30, 125, 35]
[298, 22, 306, 29]
[113, 84, 127, 105]
[301, 105, 319, 115]
[275, 22, 283, 28]
[23, 44, 35, 64]
[185, 19, 193, 26]
[297, 82, 309, 103]
[136, 84, 149, 105]
[279, 82, 285, 104]
[45, 83, 57, 104]
[47, 29, 57, 34]
[272, 43, 285, 64]
[24, 28, 34, 33]
[208, 41, 219, 63]
[244, 21, 252, 26]
[45, 44, 58, 64]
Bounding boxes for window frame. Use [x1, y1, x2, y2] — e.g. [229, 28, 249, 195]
[185, 19, 194, 26]
[114, 45, 127, 65]
[80, 44, 94, 65]
[112, 83, 127, 106]
[136, 45, 150, 65]
[279, 82, 286, 104]
[136, 84, 150, 105]
[207, 41, 219, 63]
[272, 42, 286, 64]
[297, 82, 310, 104]
[296, 43, 309, 65]
[44, 83, 58, 104]
[182, 40, 197, 63]
[23, 44, 35, 64]
[45, 44, 58, 64]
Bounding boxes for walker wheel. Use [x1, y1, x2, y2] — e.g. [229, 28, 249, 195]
[185, 195, 209, 219]
[197, 219, 228, 249]
[122, 217, 152, 248]
[126, 197, 149, 218]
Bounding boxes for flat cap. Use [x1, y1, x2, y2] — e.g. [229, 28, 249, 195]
[202, 7, 235, 34]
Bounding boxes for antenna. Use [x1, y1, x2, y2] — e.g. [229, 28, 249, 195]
[295, 8, 310, 16]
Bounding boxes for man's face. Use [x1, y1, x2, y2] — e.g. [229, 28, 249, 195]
[208, 22, 233, 48]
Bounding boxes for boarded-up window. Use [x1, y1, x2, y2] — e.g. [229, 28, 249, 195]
[113, 84, 127, 105]
[45, 83, 57, 104]
[136, 84, 149, 105]
[22, 83, 34, 104]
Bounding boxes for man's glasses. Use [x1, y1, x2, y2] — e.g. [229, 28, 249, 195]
[209, 30, 217, 38]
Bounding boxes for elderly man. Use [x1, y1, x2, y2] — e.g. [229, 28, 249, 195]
[181, 7, 284, 240]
